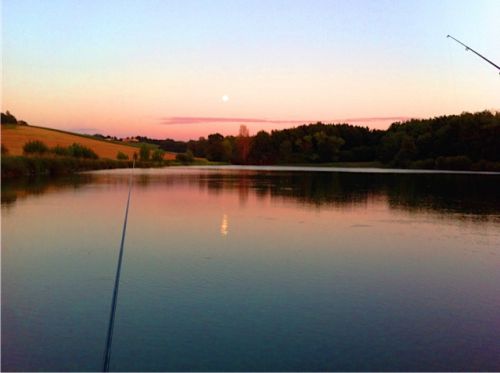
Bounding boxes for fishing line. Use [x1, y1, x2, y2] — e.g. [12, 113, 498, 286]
[103, 160, 135, 372]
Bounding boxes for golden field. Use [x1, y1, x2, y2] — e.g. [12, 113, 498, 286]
[1, 125, 176, 160]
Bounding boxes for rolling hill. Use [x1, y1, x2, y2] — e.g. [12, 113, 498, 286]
[1, 125, 176, 160]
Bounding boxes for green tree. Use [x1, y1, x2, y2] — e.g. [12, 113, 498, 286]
[151, 149, 165, 162]
[325, 135, 345, 161]
[206, 133, 226, 161]
[176, 150, 194, 164]
[188, 137, 208, 158]
[378, 132, 402, 163]
[23, 140, 49, 154]
[67, 143, 98, 159]
[279, 140, 292, 163]
[139, 144, 151, 161]
[394, 135, 417, 166]
[234, 125, 251, 164]
[116, 151, 129, 160]
[313, 131, 345, 162]
[222, 138, 233, 162]
[248, 131, 275, 164]
[1, 111, 17, 124]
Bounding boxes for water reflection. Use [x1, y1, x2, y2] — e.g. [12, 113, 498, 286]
[2, 166, 500, 371]
[1, 174, 93, 206]
[3, 167, 500, 219]
[220, 213, 229, 237]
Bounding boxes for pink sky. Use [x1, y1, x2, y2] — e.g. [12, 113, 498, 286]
[2, 0, 499, 140]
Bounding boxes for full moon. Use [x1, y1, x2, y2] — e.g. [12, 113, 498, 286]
[222, 95, 229, 102]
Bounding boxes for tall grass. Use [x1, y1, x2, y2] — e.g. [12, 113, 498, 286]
[1, 156, 129, 178]
[1, 155, 171, 178]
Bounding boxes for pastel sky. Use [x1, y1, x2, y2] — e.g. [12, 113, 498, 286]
[2, 0, 499, 140]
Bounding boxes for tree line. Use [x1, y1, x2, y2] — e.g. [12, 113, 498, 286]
[142, 111, 499, 171]
[4, 110, 499, 171]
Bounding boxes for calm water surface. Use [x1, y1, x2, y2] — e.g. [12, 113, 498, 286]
[2, 166, 500, 371]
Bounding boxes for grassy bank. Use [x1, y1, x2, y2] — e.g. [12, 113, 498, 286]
[1, 155, 168, 178]
[1, 154, 228, 179]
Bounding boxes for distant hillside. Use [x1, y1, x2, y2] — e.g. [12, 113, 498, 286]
[1, 124, 176, 160]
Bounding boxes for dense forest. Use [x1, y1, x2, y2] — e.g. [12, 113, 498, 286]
[144, 111, 500, 171]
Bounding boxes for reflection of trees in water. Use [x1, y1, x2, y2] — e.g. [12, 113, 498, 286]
[1, 174, 93, 207]
[200, 172, 500, 217]
[383, 174, 500, 217]
[3, 170, 499, 219]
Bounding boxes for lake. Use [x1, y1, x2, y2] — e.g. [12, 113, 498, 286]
[2, 166, 500, 371]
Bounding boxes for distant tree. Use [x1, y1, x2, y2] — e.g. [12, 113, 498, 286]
[188, 137, 208, 158]
[234, 125, 251, 164]
[151, 110, 499, 171]
[116, 151, 129, 160]
[341, 146, 374, 162]
[139, 144, 151, 161]
[51, 145, 69, 156]
[248, 130, 275, 164]
[436, 155, 472, 170]
[222, 138, 233, 162]
[206, 133, 226, 161]
[279, 140, 292, 163]
[314, 131, 345, 162]
[158, 138, 188, 153]
[67, 143, 98, 159]
[412, 133, 431, 159]
[301, 135, 314, 159]
[175, 150, 194, 164]
[1, 111, 18, 124]
[394, 135, 417, 166]
[23, 140, 49, 154]
[151, 149, 164, 162]
[377, 132, 402, 163]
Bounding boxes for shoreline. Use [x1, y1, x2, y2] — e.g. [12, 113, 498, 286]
[3, 155, 500, 180]
[0, 155, 218, 179]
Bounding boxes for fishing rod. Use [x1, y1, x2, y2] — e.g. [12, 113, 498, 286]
[103, 159, 135, 372]
[446, 34, 500, 74]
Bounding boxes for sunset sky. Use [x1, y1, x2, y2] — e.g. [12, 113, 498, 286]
[2, 0, 499, 140]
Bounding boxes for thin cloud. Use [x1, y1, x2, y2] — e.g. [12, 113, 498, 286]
[339, 116, 415, 123]
[160, 117, 306, 125]
[160, 116, 415, 126]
